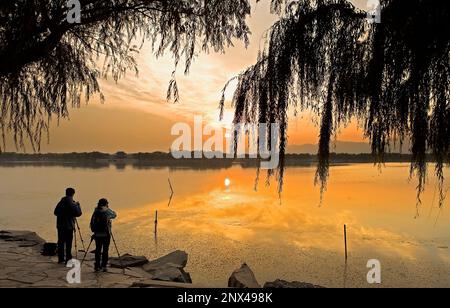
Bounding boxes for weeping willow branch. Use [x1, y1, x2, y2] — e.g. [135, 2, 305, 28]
[0, 0, 252, 151]
[223, 0, 449, 206]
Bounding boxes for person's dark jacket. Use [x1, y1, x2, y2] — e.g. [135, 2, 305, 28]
[90, 207, 117, 238]
[54, 197, 82, 230]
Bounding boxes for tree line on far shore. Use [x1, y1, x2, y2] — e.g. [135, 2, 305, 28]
[0, 151, 432, 164]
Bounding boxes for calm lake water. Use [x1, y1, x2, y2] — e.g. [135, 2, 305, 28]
[0, 163, 449, 288]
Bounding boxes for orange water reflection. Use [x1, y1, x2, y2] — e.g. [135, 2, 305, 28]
[0, 163, 449, 287]
[114, 164, 450, 287]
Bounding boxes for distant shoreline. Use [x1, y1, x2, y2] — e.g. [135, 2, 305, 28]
[0, 152, 434, 170]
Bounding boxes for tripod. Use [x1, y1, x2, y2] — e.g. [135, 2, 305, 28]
[81, 226, 124, 274]
[109, 225, 125, 274]
[75, 218, 87, 252]
[81, 236, 95, 265]
[73, 228, 77, 259]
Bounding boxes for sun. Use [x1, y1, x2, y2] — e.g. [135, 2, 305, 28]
[224, 178, 231, 188]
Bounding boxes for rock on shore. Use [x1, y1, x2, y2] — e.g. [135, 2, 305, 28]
[228, 263, 261, 288]
[0, 230, 45, 248]
[109, 254, 149, 268]
[143, 250, 192, 284]
[227, 263, 325, 289]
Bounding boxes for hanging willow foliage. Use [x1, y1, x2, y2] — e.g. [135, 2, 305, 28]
[222, 0, 449, 206]
[0, 0, 252, 150]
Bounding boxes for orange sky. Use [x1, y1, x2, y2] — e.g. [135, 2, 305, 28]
[6, 0, 371, 153]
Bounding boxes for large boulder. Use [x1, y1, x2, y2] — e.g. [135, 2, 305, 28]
[151, 265, 192, 284]
[228, 263, 261, 288]
[264, 279, 325, 289]
[142, 251, 192, 284]
[143, 250, 188, 271]
[109, 254, 149, 269]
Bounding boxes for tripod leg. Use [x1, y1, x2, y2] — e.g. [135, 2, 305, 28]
[109, 229, 125, 274]
[81, 237, 94, 266]
[75, 219, 87, 252]
[74, 229, 77, 260]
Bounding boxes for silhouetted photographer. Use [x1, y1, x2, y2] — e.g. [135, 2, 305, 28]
[54, 188, 82, 264]
[90, 199, 117, 272]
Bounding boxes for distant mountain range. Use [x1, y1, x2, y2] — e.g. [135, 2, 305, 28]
[287, 141, 409, 154]
[287, 141, 370, 154]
